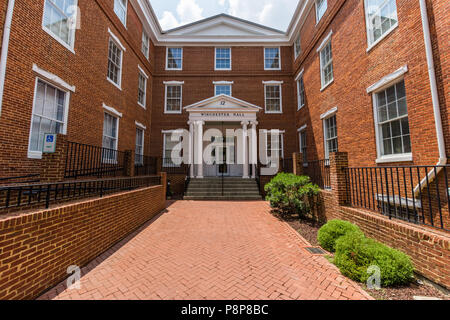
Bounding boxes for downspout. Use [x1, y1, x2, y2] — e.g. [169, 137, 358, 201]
[414, 0, 447, 196]
[0, 0, 15, 117]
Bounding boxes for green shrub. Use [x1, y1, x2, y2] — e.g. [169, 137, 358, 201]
[317, 220, 363, 252]
[334, 232, 414, 287]
[264, 173, 320, 217]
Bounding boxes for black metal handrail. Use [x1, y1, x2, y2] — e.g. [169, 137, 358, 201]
[280, 158, 294, 173]
[0, 175, 162, 212]
[304, 159, 331, 189]
[344, 165, 449, 231]
[160, 158, 190, 175]
[65, 141, 127, 179]
[0, 174, 40, 185]
[135, 155, 158, 176]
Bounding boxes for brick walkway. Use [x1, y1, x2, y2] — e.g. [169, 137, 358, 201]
[39, 201, 372, 300]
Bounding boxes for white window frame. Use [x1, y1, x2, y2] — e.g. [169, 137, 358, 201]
[164, 81, 184, 114]
[370, 75, 412, 164]
[263, 81, 283, 114]
[315, 0, 327, 24]
[298, 125, 308, 165]
[264, 47, 281, 71]
[264, 129, 285, 160]
[166, 47, 183, 71]
[317, 31, 334, 91]
[137, 65, 148, 109]
[27, 76, 72, 159]
[162, 130, 182, 167]
[106, 32, 125, 90]
[364, 0, 399, 52]
[42, 0, 78, 53]
[114, 0, 127, 27]
[135, 126, 145, 165]
[296, 69, 305, 110]
[102, 111, 120, 164]
[142, 31, 150, 59]
[322, 113, 338, 160]
[214, 81, 233, 96]
[215, 47, 232, 71]
[294, 35, 301, 59]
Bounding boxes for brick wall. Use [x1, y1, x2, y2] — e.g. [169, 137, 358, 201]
[0, 184, 166, 300]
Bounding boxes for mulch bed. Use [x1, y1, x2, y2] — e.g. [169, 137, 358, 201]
[275, 212, 449, 301]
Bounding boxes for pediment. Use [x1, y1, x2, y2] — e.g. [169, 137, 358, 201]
[185, 95, 261, 113]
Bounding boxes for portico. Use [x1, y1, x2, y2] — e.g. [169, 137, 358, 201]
[184, 95, 261, 179]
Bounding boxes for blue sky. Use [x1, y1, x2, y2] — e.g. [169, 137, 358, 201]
[149, 0, 299, 31]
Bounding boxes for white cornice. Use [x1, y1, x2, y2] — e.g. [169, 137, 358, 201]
[320, 106, 338, 120]
[367, 65, 408, 93]
[213, 81, 234, 85]
[32, 64, 76, 92]
[295, 68, 305, 81]
[135, 121, 147, 130]
[103, 103, 123, 118]
[164, 81, 185, 85]
[108, 28, 126, 52]
[262, 81, 284, 85]
[316, 30, 333, 52]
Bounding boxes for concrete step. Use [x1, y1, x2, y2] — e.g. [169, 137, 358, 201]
[183, 195, 263, 201]
[185, 178, 262, 201]
[185, 191, 261, 196]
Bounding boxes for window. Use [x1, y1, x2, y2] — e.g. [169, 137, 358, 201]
[107, 38, 123, 88]
[29, 79, 68, 156]
[114, 0, 127, 26]
[375, 81, 411, 158]
[299, 129, 307, 164]
[264, 84, 282, 113]
[319, 41, 333, 89]
[365, 0, 398, 47]
[43, 0, 77, 50]
[165, 84, 182, 113]
[102, 113, 119, 162]
[138, 71, 147, 108]
[323, 115, 338, 159]
[163, 132, 181, 166]
[166, 48, 183, 70]
[135, 128, 144, 165]
[142, 32, 149, 59]
[294, 36, 301, 59]
[215, 48, 231, 70]
[266, 131, 284, 160]
[264, 48, 281, 70]
[315, 0, 327, 23]
[297, 76, 305, 110]
[215, 85, 232, 96]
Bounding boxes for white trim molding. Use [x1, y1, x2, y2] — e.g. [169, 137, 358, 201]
[103, 103, 123, 118]
[367, 65, 408, 93]
[138, 65, 149, 79]
[108, 28, 126, 52]
[213, 81, 234, 85]
[295, 68, 305, 81]
[0, 0, 15, 116]
[264, 47, 282, 71]
[376, 154, 413, 164]
[262, 80, 284, 85]
[163, 81, 185, 85]
[32, 64, 76, 92]
[135, 121, 147, 130]
[320, 106, 338, 120]
[297, 124, 307, 132]
[316, 30, 333, 52]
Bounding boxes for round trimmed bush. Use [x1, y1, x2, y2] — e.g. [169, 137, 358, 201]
[334, 232, 414, 287]
[317, 220, 363, 252]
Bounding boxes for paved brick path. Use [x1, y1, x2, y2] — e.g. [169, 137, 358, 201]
[39, 201, 372, 300]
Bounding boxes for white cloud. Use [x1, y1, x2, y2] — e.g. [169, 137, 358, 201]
[218, 0, 226, 6]
[177, 0, 204, 24]
[159, 11, 180, 30]
[258, 3, 273, 24]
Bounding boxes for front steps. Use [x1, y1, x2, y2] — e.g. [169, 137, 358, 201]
[184, 177, 262, 200]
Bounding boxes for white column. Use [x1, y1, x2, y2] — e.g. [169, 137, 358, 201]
[196, 121, 204, 178]
[250, 121, 258, 179]
[188, 121, 195, 178]
[241, 121, 249, 179]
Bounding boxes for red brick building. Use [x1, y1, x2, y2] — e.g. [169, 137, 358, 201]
[0, 0, 447, 179]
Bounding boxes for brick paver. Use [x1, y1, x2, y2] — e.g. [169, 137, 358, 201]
[38, 201, 372, 300]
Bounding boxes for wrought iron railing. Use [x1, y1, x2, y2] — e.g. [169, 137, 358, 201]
[0, 174, 40, 185]
[135, 155, 158, 176]
[160, 158, 190, 175]
[344, 165, 450, 231]
[304, 159, 331, 189]
[65, 141, 126, 179]
[0, 175, 162, 212]
[280, 158, 293, 173]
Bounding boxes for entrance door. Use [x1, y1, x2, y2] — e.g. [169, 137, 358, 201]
[215, 137, 231, 176]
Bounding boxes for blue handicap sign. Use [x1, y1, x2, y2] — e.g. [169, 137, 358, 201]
[46, 135, 54, 143]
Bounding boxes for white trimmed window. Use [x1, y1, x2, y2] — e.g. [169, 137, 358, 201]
[114, 0, 127, 26]
[264, 48, 281, 70]
[135, 127, 144, 165]
[107, 38, 123, 88]
[319, 41, 333, 89]
[138, 71, 147, 108]
[266, 131, 285, 160]
[264, 83, 282, 113]
[364, 0, 398, 48]
[297, 76, 305, 110]
[43, 0, 77, 50]
[315, 0, 327, 23]
[164, 84, 183, 114]
[102, 112, 119, 162]
[299, 129, 307, 164]
[163, 132, 181, 166]
[294, 36, 301, 59]
[142, 32, 150, 59]
[323, 114, 338, 159]
[166, 48, 183, 70]
[374, 80, 411, 159]
[215, 85, 232, 96]
[28, 79, 69, 157]
[215, 48, 231, 70]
